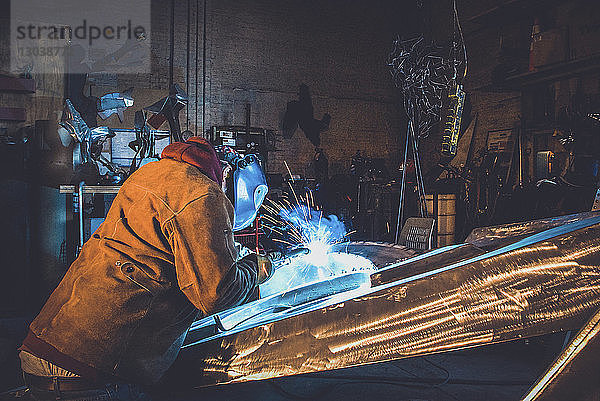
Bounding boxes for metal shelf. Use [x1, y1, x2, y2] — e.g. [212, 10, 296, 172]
[0, 107, 26, 121]
[59, 185, 121, 194]
[503, 54, 600, 88]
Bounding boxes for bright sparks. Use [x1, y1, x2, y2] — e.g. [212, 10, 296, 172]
[259, 164, 367, 295]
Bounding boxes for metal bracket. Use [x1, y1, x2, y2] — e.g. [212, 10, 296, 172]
[592, 188, 600, 211]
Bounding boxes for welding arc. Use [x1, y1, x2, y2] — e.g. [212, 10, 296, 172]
[259, 170, 355, 295]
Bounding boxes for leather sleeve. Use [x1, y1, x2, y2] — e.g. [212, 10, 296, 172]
[166, 190, 259, 314]
[213, 253, 260, 311]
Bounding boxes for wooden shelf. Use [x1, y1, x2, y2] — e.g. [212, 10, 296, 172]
[0, 107, 26, 121]
[0, 76, 35, 93]
[503, 54, 600, 88]
[465, 0, 566, 26]
[465, 0, 527, 24]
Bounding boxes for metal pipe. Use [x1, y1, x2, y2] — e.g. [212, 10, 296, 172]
[410, 117, 427, 217]
[395, 121, 411, 243]
[77, 181, 85, 255]
[202, 0, 207, 136]
[169, 0, 175, 89]
[195, 0, 199, 133]
[185, 0, 190, 131]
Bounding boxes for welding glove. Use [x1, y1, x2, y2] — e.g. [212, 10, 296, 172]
[234, 242, 276, 284]
[256, 254, 274, 284]
[257, 250, 292, 284]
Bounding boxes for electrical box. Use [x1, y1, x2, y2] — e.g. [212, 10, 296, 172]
[210, 125, 274, 170]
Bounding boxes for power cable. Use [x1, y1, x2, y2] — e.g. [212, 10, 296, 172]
[202, 0, 207, 136]
[302, 373, 533, 386]
[268, 371, 533, 401]
[391, 357, 458, 401]
[268, 377, 455, 401]
[453, 0, 468, 80]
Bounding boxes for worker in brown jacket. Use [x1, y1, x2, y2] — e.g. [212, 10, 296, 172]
[19, 137, 271, 400]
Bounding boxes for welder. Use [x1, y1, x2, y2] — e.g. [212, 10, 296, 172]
[19, 137, 272, 400]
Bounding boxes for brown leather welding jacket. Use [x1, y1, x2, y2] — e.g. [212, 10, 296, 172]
[26, 158, 259, 384]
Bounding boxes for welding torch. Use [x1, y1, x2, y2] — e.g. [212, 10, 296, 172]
[256, 247, 310, 283]
[283, 247, 311, 258]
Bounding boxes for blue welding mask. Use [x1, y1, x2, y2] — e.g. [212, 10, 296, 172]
[218, 147, 268, 231]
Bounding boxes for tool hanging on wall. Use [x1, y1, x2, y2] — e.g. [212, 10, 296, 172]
[440, 84, 466, 157]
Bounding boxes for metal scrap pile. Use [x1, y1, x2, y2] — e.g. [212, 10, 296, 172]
[388, 36, 456, 138]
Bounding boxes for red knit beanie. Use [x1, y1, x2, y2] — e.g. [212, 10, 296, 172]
[161, 137, 223, 184]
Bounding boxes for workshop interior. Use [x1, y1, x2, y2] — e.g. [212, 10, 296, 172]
[2, 0, 600, 400]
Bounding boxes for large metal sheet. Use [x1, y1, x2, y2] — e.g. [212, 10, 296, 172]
[522, 306, 600, 401]
[162, 212, 600, 388]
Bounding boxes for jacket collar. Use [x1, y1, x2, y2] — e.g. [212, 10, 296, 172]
[160, 137, 223, 184]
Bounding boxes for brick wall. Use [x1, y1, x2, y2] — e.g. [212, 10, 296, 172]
[40, 0, 416, 178]
[0, 0, 424, 180]
[5, 0, 598, 183]
[197, 0, 412, 176]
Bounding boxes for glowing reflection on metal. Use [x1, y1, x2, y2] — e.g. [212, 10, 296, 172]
[522, 307, 600, 401]
[260, 251, 376, 298]
[165, 212, 600, 388]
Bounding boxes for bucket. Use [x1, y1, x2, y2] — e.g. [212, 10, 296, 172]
[425, 194, 456, 247]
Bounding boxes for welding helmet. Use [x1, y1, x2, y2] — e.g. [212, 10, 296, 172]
[216, 146, 268, 231]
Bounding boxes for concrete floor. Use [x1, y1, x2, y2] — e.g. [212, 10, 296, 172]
[1, 315, 565, 401]
[152, 338, 560, 401]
